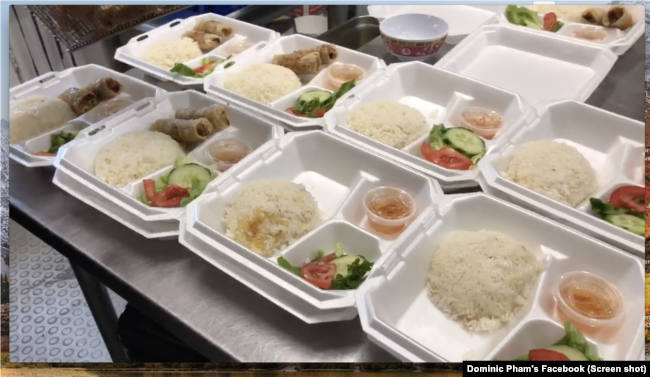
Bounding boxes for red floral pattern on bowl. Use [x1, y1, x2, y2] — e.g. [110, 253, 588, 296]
[382, 36, 446, 57]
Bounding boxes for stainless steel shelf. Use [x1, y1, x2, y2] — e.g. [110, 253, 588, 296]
[27, 5, 190, 52]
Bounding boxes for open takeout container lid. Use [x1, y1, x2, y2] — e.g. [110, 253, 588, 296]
[434, 24, 618, 109]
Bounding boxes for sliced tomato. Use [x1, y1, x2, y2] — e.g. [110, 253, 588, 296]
[420, 143, 473, 170]
[153, 197, 185, 207]
[194, 61, 216, 74]
[318, 253, 337, 263]
[286, 107, 306, 117]
[161, 184, 190, 199]
[609, 186, 644, 213]
[543, 13, 558, 31]
[311, 109, 327, 117]
[301, 262, 336, 289]
[144, 183, 190, 207]
[529, 349, 570, 361]
[142, 179, 158, 204]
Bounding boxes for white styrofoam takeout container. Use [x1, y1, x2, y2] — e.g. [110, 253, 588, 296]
[497, 5, 645, 56]
[357, 193, 644, 362]
[368, 5, 504, 44]
[180, 130, 444, 323]
[435, 24, 618, 108]
[204, 34, 386, 131]
[479, 100, 644, 258]
[324, 61, 532, 191]
[52, 90, 284, 239]
[114, 13, 279, 86]
[9, 64, 165, 168]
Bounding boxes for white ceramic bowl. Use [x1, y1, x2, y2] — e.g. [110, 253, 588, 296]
[379, 13, 449, 62]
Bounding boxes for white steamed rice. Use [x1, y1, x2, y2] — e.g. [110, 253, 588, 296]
[427, 230, 544, 332]
[95, 131, 185, 188]
[224, 64, 302, 104]
[9, 96, 76, 144]
[223, 179, 321, 257]
[502, 140, 597, 207]
[345, 101, 428, 149]
[140, 38, 203, 70]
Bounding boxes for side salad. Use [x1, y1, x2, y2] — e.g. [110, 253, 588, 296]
[138, 157, 217, 208]
[277, 243, 373, 290]
[35, 130, 78, 156]
[505, 5, 564, 32]
[170, 56, 235, 79]
[589, 185, 644, 236]
[420, 125, 486, 171]
[285, 80, 355, 118]
[500, 321, 601, 361]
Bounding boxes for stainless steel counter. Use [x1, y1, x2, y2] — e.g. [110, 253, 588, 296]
[9, 19, 645, 362]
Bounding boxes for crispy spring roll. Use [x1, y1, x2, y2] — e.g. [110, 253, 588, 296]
[175, 105, 229, 132]
[58, 88, 98, 115]
[581, 8, 606, 25]
[603, 6, 634, 30]
[84, 78, 122, 101]
[302, 44, 338, 65]
[183, 31, 222, 51]
[272, 51, 323, 75]
[151, 118, 214, 143]
[195, 21, 234, 39]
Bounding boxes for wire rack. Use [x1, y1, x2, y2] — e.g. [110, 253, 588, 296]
[27, 5, 190, 52]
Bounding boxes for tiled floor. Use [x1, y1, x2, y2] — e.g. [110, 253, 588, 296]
[8, 219, 127, 362]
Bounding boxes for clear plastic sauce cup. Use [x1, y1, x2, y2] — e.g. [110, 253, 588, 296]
[458, 107, 503, 140]
[553, 271, 624, 332]
[206, 138, 252, 172]
[363, 187, 416, 235]
[573, 27, 607, 41]
[327, 64, 365, 91]
[86, 99, 134, 123]
[224, 40, 253, 56]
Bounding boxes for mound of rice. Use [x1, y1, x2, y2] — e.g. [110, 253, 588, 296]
[95, 131, 185, 188]
[502, 140, 597, 207]
[345, 101, 428, 149]
[9, 96, 76, 144]
[224, 64, 302, 104]
[140, 38, 203, 69]
[223, 179, 321, 257]
[427, 230, 544, 332]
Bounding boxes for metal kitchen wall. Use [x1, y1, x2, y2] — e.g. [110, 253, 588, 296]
[9, 5, 125, 88]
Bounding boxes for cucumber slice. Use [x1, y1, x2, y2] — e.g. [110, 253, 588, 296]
[332, 255, 363, 278]
[299, 90, 332, 105]
[334, 243, 344, 257]
[167, 164, 212, 189]
[443, 127, 486, 156]
[604, 214, 644, 236]
[174, 156, 194, 168]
